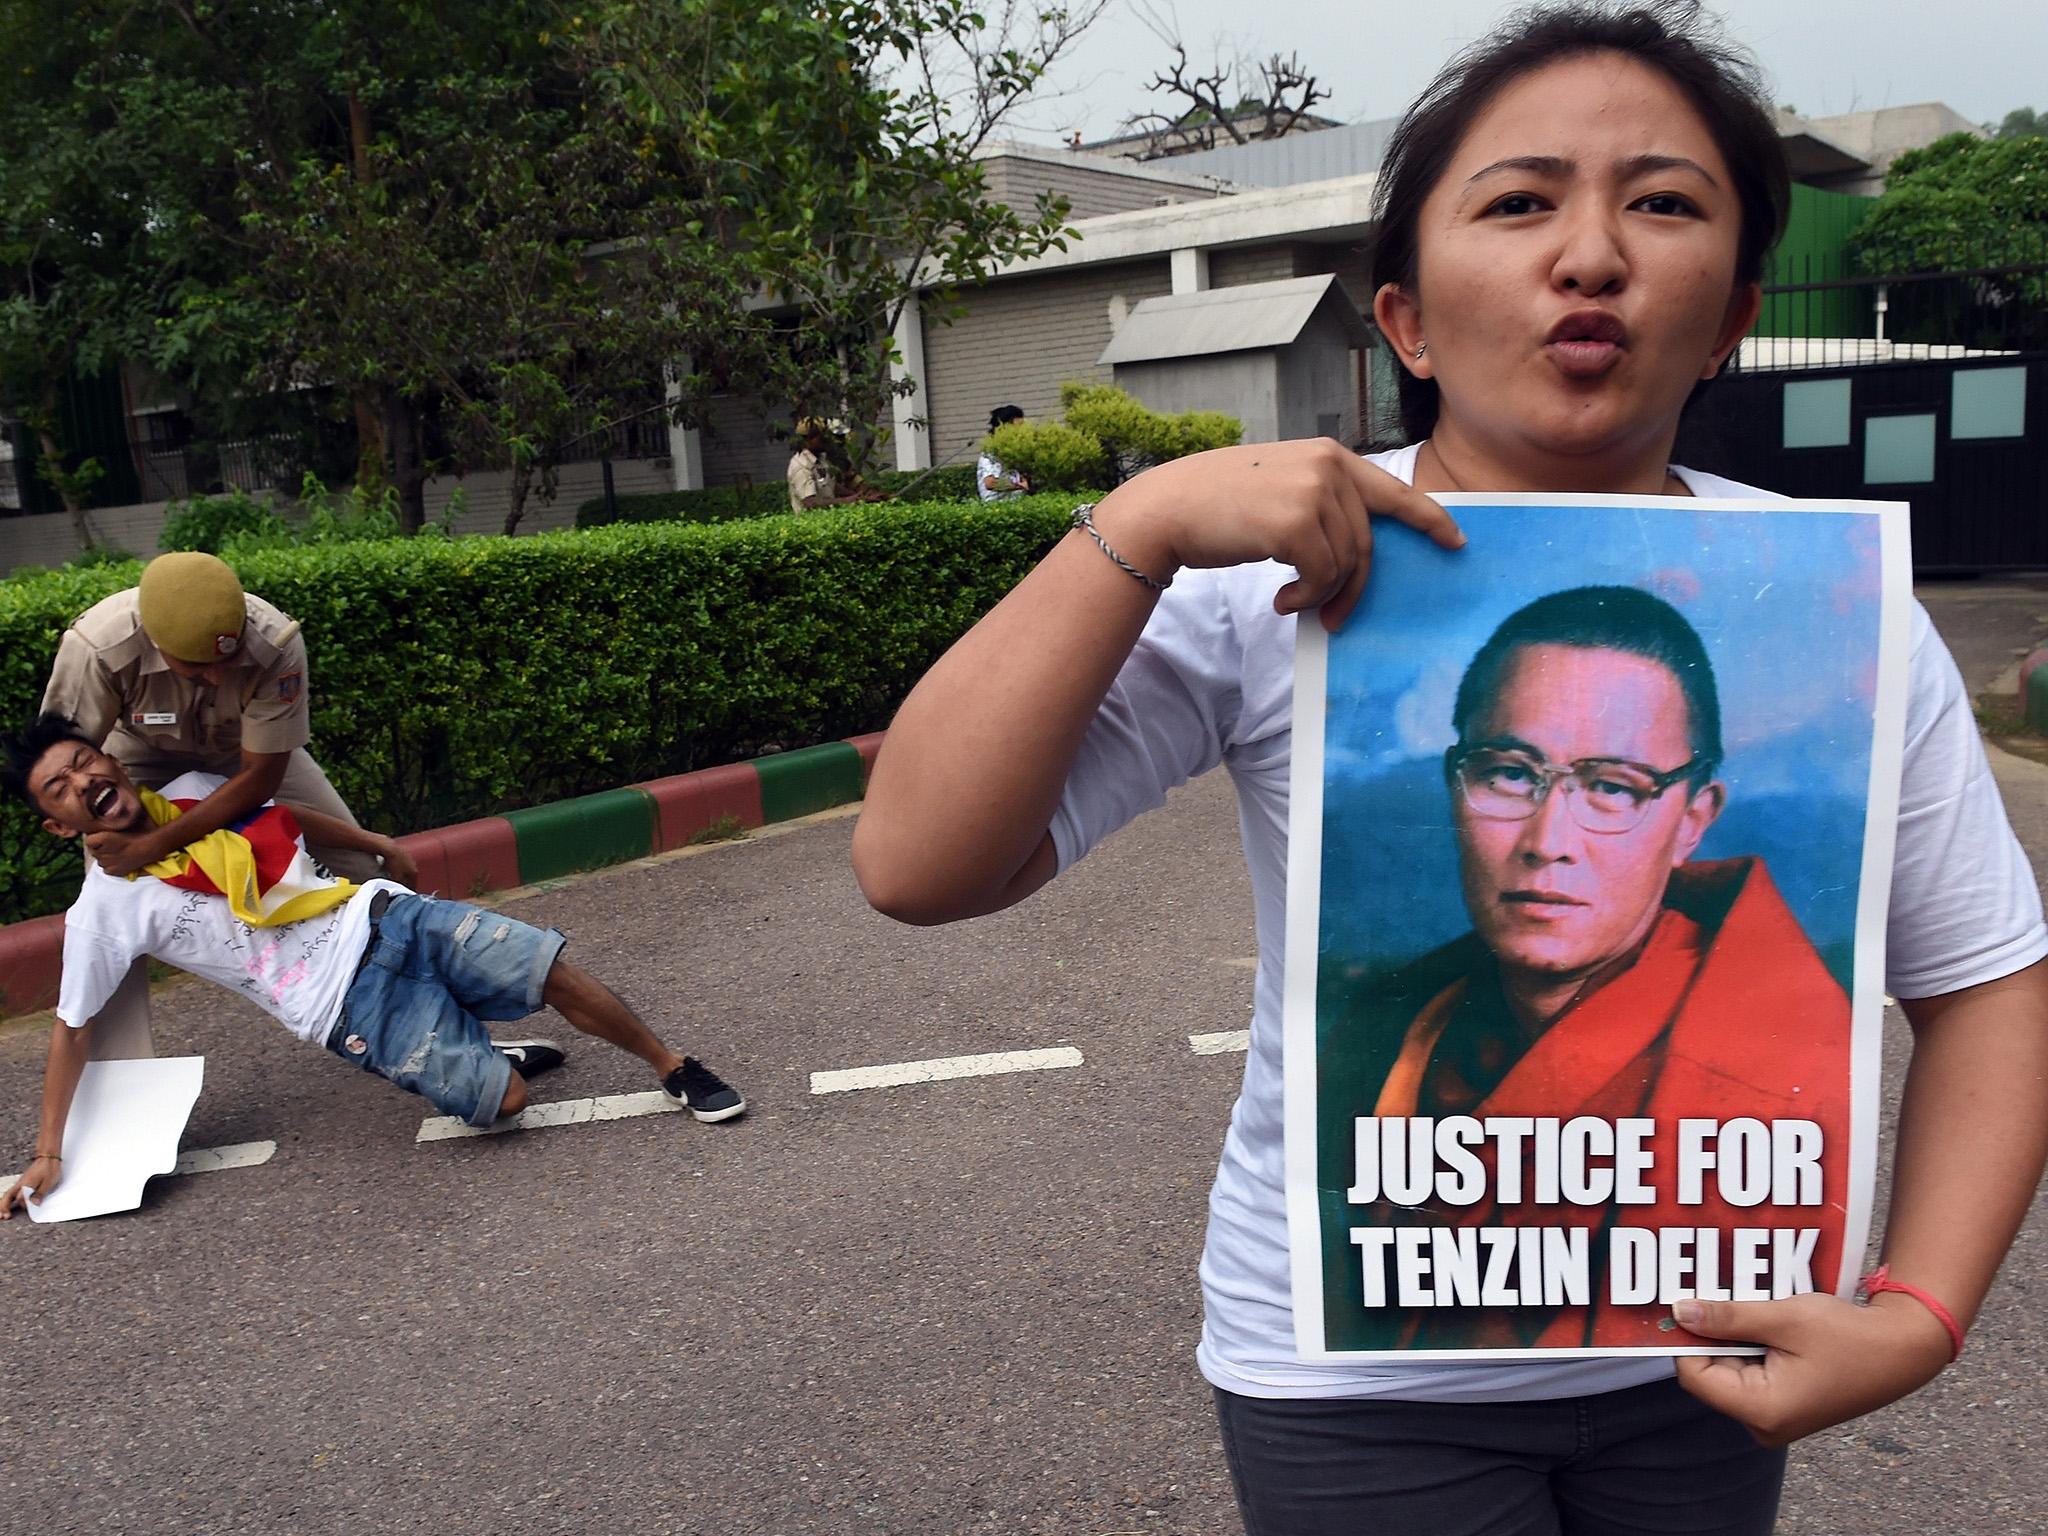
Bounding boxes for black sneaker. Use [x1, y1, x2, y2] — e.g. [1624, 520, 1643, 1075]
[497, 1039, 567, 1080]
[663, 1056, 746, 1122]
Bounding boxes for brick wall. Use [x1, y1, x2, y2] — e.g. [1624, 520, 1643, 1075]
[700, 395, 792, 489]
[918, 258, 1175, 466]
[980, 156, 1224, 221]
[1210, 244, 1308, 287]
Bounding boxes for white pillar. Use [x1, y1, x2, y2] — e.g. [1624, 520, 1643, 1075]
[665, 357, 705, 491]
[1171, 247, 1211, 295]
[890, 295, 932, 471]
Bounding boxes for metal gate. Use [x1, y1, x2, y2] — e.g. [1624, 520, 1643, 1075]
[1682, 353, 2048, 572]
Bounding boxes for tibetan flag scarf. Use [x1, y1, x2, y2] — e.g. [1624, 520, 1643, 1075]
[134, 788, 356, 927]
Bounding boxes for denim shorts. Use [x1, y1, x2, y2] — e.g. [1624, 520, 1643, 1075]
[329, 894, 567, 1127]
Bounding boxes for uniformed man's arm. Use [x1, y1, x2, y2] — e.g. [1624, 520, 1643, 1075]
[283, 803, 418, 888]
[2, 1015, 92, 1220]
[83, 748, 291, 878]
[39, 630, 122, 746]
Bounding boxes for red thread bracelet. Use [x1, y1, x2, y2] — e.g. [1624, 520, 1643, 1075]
[1860, 1265, 1965, 1361]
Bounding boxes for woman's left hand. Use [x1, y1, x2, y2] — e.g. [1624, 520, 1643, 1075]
[1673, 1291, 1955, 1447]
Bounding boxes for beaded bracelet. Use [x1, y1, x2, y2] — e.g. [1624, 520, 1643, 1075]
[1071, 503, 1169, 592]
[1859, 1264, 1964, 1362]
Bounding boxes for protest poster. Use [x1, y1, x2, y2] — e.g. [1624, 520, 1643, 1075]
[1284, 493, 1909, 1357]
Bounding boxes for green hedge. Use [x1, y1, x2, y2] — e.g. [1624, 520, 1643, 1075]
[575, 464, 983, 528]
[0, 495, 1070, 923]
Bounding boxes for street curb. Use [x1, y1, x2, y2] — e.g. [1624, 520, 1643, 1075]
[0, 730, 889, 1019]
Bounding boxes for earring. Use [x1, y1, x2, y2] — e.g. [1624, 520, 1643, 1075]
[1413, 341, 1427, 360]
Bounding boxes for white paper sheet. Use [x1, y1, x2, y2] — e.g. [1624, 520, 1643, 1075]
[27, 1056, 204, 1223]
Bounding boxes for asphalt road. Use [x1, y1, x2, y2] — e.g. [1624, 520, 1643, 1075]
[1, 581, 2042, 1536]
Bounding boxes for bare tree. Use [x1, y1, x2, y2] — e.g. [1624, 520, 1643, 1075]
[1113, 2, 1332, 160]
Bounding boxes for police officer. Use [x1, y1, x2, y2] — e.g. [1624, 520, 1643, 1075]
[39, 551, 384, 881]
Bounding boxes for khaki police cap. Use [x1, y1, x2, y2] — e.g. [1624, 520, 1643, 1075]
[137, 552, 247, 662]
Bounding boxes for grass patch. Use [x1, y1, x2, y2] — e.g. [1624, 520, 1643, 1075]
[1975, 689, 2048, 768]
[686, 815, 749, 846]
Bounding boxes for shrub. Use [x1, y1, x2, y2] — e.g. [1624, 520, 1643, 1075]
[983, 383, 1241, 491]
[577, 482, 790, 529]
[0, 565, 144, 919]
[574, 462, 983, 529]
[0, 495, 1071, 923]
[65, 546, 143, 574]
[984, 421, 1107, 493]
[159, 490, 290, 554]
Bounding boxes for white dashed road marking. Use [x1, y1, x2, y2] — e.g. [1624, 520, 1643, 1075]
[416, 1089, 684, 1143]
[0, 1138, 276, 1206]
[174, 1139, 278, 1174]
[1188, 1030, 1250, 1056]
[810, 1047, 1084, 1096]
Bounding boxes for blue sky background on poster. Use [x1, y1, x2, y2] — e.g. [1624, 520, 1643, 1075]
[1316, 505, 1882, 982]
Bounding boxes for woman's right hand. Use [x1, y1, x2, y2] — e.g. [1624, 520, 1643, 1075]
[1, 1154, 61, 1219]
[1088, 439, 1465, 630]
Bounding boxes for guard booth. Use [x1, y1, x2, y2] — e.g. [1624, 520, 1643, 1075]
[1099, 274, 1375, 444]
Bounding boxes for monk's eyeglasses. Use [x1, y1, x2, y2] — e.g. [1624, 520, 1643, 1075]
[1447, 744, 1709, 835]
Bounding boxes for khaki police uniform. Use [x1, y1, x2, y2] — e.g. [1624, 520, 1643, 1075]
[41, 588, 380, 879]
[787, 447, 838, 513]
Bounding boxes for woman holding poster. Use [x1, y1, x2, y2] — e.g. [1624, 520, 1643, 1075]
[853, 3, 2048, 1532]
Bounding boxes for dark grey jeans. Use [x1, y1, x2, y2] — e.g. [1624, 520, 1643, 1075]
[1216, 1376, 1786, 1535]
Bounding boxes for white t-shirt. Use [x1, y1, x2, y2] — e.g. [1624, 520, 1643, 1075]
[976, 452, 1026, 503]
[57, 773, 408, 1044]
[1049, 443, 2048, 1403]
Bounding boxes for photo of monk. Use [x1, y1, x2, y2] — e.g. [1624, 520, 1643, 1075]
[1287, 496, 1908, 1358]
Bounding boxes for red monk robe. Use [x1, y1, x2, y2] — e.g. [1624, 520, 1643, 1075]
[1347, 856, 1851, 1351]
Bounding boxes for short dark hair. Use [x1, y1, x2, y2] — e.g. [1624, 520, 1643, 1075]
[988, 404, 1025, 433]
[1452, 585, 1722, 776]
[0, 713, 97, 812]
[1370, 1, 1790, 442]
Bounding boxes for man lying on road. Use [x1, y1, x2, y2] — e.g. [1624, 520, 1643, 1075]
[1, 713, 744, 1216]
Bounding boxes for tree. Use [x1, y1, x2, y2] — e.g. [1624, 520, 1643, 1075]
[1, 0, 1100, 533]
[1851, 131, 2048, 347]
[1111, 3, 1332, 161]
[0, 7, 158, 544]
[571, 0, 1105, 479]
[1121, 44, 1332, 159]
[1994, 106, 2047, 140]
[984, 382, 1239, 491]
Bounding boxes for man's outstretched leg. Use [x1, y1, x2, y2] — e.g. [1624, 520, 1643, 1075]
[540, 958, 746, 1122]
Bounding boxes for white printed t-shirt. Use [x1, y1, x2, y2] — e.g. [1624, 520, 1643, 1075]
[1048, 443, 2048, 1403]
[56, 773, 408, 1044]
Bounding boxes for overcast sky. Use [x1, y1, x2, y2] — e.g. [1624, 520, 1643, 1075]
[1005, 0, 2047, 145]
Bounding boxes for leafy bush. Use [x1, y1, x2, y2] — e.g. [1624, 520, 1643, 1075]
[577, 482, 790, 528]
[984, 421, 1107, 493]
[0, 494, 1071, 923]
[64, 546, 143, 574]
[159, 490, 290, 554]
[574, 462, 983, 529]
[0, 566, 143, 919]
[984, 383, 1241, 491]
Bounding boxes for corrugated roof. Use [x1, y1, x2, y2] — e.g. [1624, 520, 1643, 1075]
[1162, 118, 1403, 188]
[1097, 275, 1374, 365]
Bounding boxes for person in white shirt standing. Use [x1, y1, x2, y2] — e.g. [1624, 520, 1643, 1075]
[852, 5, 2048, 1532]
[1, 716, 746, 1217]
